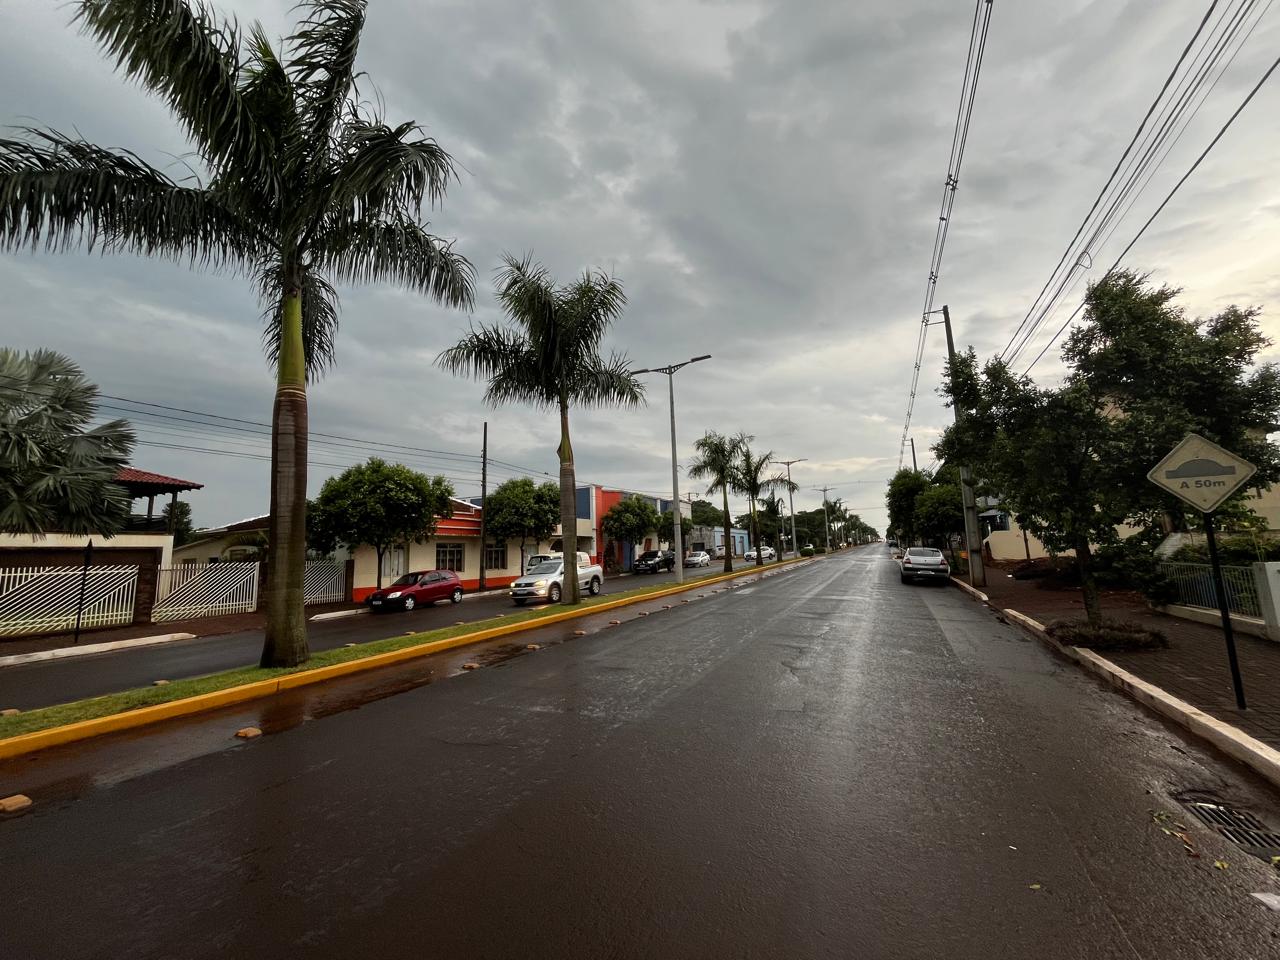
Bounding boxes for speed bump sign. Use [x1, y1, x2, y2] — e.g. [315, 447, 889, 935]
[1148, 433, 1257, 514]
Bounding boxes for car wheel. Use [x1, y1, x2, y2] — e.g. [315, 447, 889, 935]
[549, 583, 562, 602]
[403, 596, 416, 611]
[589, 577, 602, 596]
[899, 574, 909, 584]
[514, 598, 527, 606]
[451, 587, 463, 603]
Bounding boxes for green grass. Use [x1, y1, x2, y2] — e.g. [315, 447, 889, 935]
[0, 567, 769, 741]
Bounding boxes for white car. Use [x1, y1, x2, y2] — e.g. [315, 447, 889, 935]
[899, 547, 950, 584]
[744, 546, 776, 561]
[683, 551, 711, 567]
[510, 553, 603, 604]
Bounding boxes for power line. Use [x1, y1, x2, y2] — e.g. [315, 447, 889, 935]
[898, 0, 995, 470]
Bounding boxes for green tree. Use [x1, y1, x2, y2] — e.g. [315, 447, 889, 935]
[657, 509, 692, 548]
[0, 0, 474, 668]
[438, 255, 643, 604]
[688, 498, 722, 527]
[688, 431, 746, 573]
[309, 458, 454, 589]
[886, 468, 930, 545]
[602, 496, 661, 552]
[914, 482, 962, 551]
[483, 477, 560, 573]
[161, 499, 195, 546]
[733, 442, 794, 566]
[0, 349, 135, 535]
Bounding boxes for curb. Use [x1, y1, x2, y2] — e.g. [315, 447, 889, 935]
[0, 556, 818, 761]
[948, 576, 989, 604]
[0, 633, 198, 669]
[972, 597, 1280, 792]
[309, 608, 368, 622]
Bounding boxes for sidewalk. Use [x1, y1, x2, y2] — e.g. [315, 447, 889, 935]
[976, 566, 1280, 751]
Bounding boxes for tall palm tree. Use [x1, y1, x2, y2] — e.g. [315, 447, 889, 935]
[438, 254, 643, 605]
[0, 349, 135, 535]
[688, 431, 746, 573]
[0, 0, 474, 666]
[733, 443, 796, 567]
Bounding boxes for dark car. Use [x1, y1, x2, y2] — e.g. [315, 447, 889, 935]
[634, 549, 675, 574]
[366, 569, 463, 612]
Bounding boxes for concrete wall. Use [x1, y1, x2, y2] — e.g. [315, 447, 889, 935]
[983, 516, 1143, 562]
[0, 531, 174, 569]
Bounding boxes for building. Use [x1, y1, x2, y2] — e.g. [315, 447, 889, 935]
[687, 524, 750, 559]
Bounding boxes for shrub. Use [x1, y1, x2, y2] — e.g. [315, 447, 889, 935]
[1170, 533, 1278, 566]
[1045, 618, 1169, 652]
[814, 546, 827, 554]
[1095, 534, 1178, 606]
[800, 547, 815, 557]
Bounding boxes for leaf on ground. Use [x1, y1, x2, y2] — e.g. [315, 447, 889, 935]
[1214, 860, 1229, 870]
[1029, 883, 1042, 890]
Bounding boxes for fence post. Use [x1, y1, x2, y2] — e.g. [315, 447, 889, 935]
[1253, 562, 1280, 643]
[72, 540, 93, 644]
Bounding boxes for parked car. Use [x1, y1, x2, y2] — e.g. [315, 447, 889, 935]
[634, 549, 676, 573]
[366, 569, 463, 612]
[510, 554, 603, 605]
[684, 551, 711, 568]
[744, 546, 776, 562]
[899, 547, 950, 584]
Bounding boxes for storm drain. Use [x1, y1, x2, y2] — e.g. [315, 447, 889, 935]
[1180, 798, 1280, 862]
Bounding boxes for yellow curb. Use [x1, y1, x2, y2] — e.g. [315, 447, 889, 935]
[0, 557, 817, 761]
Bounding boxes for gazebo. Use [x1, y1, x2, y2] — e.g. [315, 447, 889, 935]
[114, 468, 204, 533]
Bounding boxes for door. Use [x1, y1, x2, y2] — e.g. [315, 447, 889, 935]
[420, 571, 446, 602]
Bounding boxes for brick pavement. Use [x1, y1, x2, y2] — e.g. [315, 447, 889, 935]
[974, 567, 1280, 751]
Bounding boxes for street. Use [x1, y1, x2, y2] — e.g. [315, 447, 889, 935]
[3, 547, 1280, 959]
[0, 563, 746, 711]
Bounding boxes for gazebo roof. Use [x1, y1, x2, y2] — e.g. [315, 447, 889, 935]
[114, 467, 204, 498]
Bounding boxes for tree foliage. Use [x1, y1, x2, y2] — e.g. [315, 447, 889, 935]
[309, 457, 453, 587]
[688, 498, 722, 527]
[657, 509, 692, 546]
[161, 499, 195, 545]
[886, 468, 930, 544]
[602, 495, 660, 548]
[0, 349, 135, 536]
[483, 477, 559, 571]
[688, 430, 747, 572]
[914, 483, 963, 549]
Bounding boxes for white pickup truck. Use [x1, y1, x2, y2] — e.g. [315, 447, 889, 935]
[509, 552, 603, 605]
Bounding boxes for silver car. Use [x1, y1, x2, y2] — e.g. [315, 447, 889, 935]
[683, 551, 711, 567]
[899, 547, 950, 584]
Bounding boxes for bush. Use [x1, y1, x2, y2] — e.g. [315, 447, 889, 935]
[1095, 533, 1178, 606]
[799, 547, 815, 557]
[814, 546, 827, 554]
[1170, 533, 1278, 566]
[1045, 618, 1169, 652]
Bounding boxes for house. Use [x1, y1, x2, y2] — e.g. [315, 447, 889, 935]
[687, 524, 750, 559]
[172, 514, 271, 564]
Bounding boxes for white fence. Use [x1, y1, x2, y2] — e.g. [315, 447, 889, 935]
[304, 561, 345, 604]
[0, 564, 138, 637]
[153, 562, 260, 622]
[1158, 562, 1262, 619]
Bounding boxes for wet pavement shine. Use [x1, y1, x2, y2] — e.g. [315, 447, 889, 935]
[3, 547, 1280, 959]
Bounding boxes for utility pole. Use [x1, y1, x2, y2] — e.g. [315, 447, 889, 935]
[941, 305, 986, 588]
[478, 421, 488, 591]
[814, 486, 832, 553]
[909, 437, 918, 472]
[779, 458, 805, 557]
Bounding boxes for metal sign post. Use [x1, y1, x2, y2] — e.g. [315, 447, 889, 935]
[73, 539, 94, 645]
[1149, 434, 1257, 711]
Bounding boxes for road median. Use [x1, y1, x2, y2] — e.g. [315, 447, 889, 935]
[0, 556, 818, 761]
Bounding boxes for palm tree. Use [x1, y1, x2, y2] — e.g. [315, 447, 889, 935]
[0, 349, 135, 535]
[688, 431, 746, 573]
[0, 1, 474, 666]
[734, 443, 796, 567]
[437, 254, 643, 604]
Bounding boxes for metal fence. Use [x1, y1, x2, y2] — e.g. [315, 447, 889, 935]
[0, 564, 139, 637]
[304, 561, 345, 604]
[1158, 562, 1261, 619]
[153, 562, 260, 622]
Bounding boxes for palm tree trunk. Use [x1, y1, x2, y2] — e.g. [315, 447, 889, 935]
[721, 485, 733, 573]
[558, 399, 580, 605]
[752, 499, 763, 567]
[261, 285, 310, 668]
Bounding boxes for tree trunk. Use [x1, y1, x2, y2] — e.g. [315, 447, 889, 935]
[261, 285, 310, 668]
[1076, 536, 1102, 630]
[519, 535, 527, 574]
[752, 500, 763, 567]
[558, 399, 580, 605]
[375, 545, 385, 589]
[721, 484, 733, 573]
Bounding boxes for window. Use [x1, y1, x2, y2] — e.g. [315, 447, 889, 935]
[484, 542, 508, 570]
[436, 543, 465, 572]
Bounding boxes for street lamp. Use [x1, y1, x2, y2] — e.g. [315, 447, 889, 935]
[778, 458, 806, 557]
[632, 354, 712, 584]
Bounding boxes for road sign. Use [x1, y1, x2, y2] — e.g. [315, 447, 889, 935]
[1147, 433, 1257, 514]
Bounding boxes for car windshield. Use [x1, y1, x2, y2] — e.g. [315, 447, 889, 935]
[639, 551, 659, 560]
[526, 561, 561, 575]
[390, 573, 419, 586]
[906, 548, 942, 558]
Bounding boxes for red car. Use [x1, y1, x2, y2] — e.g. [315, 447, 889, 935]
[366, 570, 463, 612]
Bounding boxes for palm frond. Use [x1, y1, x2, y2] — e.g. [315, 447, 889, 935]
[0, 130, 257, 265]
[259, 267, 339, 379]
[289, 0, 365, 146]
[436, 325, 554, 408]
[322, 117, 458, 220]
[71, 0, 277, 191]
[234, 25, 302, 196]
[315, 213, 474, 308]
[495, 253, 558, 334]
[561, 269, 627, 355]
[571, 352, 645, 409]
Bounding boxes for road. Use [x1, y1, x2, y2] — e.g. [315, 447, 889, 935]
[0, 562, 746, 711]
[3, 547, 1280, 959]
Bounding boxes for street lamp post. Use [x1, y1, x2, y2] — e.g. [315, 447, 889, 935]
[779, 458, 805, 557]
[633, 354, 711, 584]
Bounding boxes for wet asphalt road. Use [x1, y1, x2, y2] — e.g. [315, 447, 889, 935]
[4, 547, 1280, 959]
[0, 563, 740, 711]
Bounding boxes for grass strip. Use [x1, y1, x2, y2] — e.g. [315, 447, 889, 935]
[0, 565, 778, 739]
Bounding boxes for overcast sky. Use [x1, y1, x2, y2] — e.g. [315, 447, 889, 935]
[3, 0, 1279, 534]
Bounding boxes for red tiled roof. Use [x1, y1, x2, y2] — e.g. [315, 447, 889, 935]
[114, 467, 204, 491]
